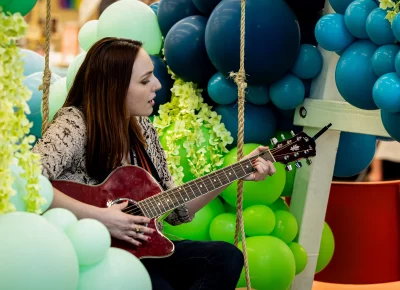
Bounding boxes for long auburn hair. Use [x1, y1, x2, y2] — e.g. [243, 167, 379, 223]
[64, 37, 146, 182]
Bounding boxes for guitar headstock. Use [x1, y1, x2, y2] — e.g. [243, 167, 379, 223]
[269, 131, 316, 171]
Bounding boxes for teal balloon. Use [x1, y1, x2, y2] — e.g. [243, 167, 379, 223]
[344, 0, 378, 39]
[246, 85, 269, 105]
[381, 110, 400, 141]
[0, 212, 79, 290]
[291, 44, 323, 80]
[371, 45, 399, 77]
[392, 13, 400, 41]
[66, 219, 111, 266]
[78, 20, 99, 51]
[395, 50, 400, 76]
[373, 72, 400, 113]
[66, 52, 86, 91]
[97, 0, 163, 55]
[329, 0, 354, 14]
[366, 8, 395, 45]
[43, 208, 78, 232]
[207, 72, 238, 105]
[20, 49, 45, 76]
[270, 73, 305, 110]
[78, 248, 151, 290]
[3, 0, 37, 16]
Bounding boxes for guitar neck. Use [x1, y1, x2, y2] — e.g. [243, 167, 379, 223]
[138, 150, 275, 219]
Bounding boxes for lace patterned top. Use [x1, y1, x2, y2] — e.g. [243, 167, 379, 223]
[32, 106, 193, 226]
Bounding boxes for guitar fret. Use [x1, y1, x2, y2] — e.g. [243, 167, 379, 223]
[204, 175, 216, 191]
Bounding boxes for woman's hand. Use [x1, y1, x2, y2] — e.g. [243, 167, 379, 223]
[98, 201, 155, 247]
[241, 146, 276, 181]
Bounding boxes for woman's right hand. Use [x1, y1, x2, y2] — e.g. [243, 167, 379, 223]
[98, 201, 155, 247]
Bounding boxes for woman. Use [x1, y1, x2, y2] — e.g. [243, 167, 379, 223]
[33, 37, 276, 289]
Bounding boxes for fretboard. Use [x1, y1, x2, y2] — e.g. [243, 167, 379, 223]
[138, 150, 275, 218]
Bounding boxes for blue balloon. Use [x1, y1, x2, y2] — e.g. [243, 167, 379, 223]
[291, 44, 323, 79]
[315, 13, 355, 52]
[215, 103, 277, 148]
[207, 72, 238, 105]
[344, 0, 378, 39]
[20, 49, 45, 77]
[246, 86, 270, 105]
[157, 0, 200, 37]
[150, 55, 173, 115]
[149, 1, 159, 15]
[205, 0, 300, 85]
[192, 0, 221, 15]
[334, 132, 376, 177]
[269, 74, 305, 110]
[395, 50, 400, 76]
[329, 0, 354, 14]
[391, 13, 400, 41]
[373, 72, 400, 113]
[366, 8, 395, 45]
[381, 110, 400, 141]
[335, 40, 378, 110]
[371, 44, 399, 77]
[164, 16, 216, 87]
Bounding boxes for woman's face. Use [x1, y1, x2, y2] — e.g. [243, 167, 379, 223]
[126, 48, 162, 117]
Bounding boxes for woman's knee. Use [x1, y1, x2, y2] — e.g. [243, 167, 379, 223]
[209, 241, 244, 270]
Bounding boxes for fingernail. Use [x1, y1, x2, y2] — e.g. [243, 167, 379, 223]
[148, 237, 152, 242]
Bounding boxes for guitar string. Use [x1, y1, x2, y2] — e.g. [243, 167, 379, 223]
[123, 138, 310, 217]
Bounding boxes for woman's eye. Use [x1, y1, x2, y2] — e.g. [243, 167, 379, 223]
[141, 79, 150, 85]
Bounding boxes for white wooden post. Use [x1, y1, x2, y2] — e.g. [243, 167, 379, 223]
[289, 1, 390, 289]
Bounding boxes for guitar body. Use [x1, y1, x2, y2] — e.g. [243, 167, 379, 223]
[51, 166, 175, 259]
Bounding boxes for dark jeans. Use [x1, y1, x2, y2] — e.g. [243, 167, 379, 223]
[141, 240, 244, 290]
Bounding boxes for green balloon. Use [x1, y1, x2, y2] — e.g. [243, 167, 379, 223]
[78, 248, 151, 290]
[97, 0, 163, 55]
[78, 20, 99, 51]
[243, 205, 275, 236]
[163, 197, 224, 241]
[237, 236, 296, 290]
[221, 144, 286, 208]
[66, 219, 111, 266]
[43, 208, 78, 232]
[3, 0, 37, 16]
[269, 197, 290, 212]
[316, 222, 335, 273]
[0, 212, 79, 290]
[66, 52, 86, 91]
[41, 77, 67, 122]
[288, 242, 308, 275]
[209, 213, 237, 244]
[222, 200, 236, 214]
[271, 210, 298, 244]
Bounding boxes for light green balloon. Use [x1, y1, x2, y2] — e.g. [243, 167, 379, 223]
[316, 222, 335, 273]
[209, 213, 237, 244]
[271, 210, 299, 244]
[288, 242, 308, 275]
[237, 236, 296, 290]
[243, 205, 275, 236]
[78, 20, 99, 51]
[78, 247, 151, 290]
[66, 52, 86, 91]
[43, 208, 78, 232]
[0, 212, 79, 290]
[97, 0, 163, 55]
[66, 219, 111, 266]
[43, 77, 67, 122]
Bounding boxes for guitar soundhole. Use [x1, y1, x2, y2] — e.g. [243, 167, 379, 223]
[109, 198, 144, 217]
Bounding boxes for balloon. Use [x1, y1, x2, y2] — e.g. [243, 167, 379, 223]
[392, 13, 400, 41]
[78, 20, 98, 51]
[269, 73, 305, 110]
[291, 44, 323, 79]
[0, 212, 79, 290]
[43, 208, 78, 232]
[164, 15, 216, 87]
[149, 1, 159, 15]
[209, 213, 237, 244]
[344, 0, 378, 39]
[371, 44, 399, 77]
[237, 236, 296, 290]
[207, 72, 238, 105]
[66, 52, 86, 91]
[78, 248, 151, 290]
[373, 72, 400, 113]
[315, 13, 355, 52]
[243, 205, 276, 236]
[288, 242, 308, 275]
[381, 110, 400, 141]
[329, 0, 354, 14]
[366, 8, 396, 45]
[43, 77, 68, 122]
[150, 55, 173, 115]
[2, 0, 37, 16]
[316, 222, 335, 273]
[395, 50, 400, 76]
[246, 85, 270, 105]
[20, 49, 45, 76]
[0, 0, 12, 7]
[333, 132, 376, 177]
[269, 197, 290, 212]
[97, 0, 163, 55]
[335, 40, 378, 110]
[205, 0, 300, 85]
[270, 210, 299, 244]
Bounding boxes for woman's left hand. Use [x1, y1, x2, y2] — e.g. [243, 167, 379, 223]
[241, 146, 276, 181]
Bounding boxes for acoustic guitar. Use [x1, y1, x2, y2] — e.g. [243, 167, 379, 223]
[52, 125, 330, 259]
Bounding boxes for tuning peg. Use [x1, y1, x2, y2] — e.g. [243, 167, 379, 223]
[281, 134, 286, 140]
[290, 130, 295, 137]
[270, 137, 278, 146]
[285, 164, 293, 172]
[306, 158, 312, 165]
[295, 161, 302, 168]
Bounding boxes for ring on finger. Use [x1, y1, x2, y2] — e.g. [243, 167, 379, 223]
[136, 225, 141, 233]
